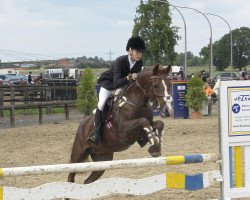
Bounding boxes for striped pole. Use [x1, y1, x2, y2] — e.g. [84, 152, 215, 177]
[0, 154, 219, 178]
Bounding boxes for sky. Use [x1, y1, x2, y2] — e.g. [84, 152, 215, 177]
[0, 0, 249, 62]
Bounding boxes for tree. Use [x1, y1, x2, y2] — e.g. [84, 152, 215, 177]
[132, 0, 180, 65]
[199, 27, 250, 70]
[185, 75, 206, 112]
[75, 56, 113, 69]
[231, 27, 250, 69]
[175, 51, 203, 67]
[76, 67, 98, 115]
[199, 46, 210, 66]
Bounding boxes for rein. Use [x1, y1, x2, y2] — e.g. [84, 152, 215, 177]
[119, 73, 169, 111]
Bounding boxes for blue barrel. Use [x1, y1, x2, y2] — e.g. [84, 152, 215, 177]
[171, 80, 189, 118]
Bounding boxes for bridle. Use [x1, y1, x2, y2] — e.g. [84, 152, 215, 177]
[119, 74, 170, 110]
[147, 76, 166, 97]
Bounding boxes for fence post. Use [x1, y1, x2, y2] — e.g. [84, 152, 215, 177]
[23, 86, 29, 115]
[10, 85, 15, 106]
[0, 89, 4, 117]
[10, 105, 15, 128]
[65, 103, 69, 120]
[46, 87, 52, 114]
[39, 105, 43, 124]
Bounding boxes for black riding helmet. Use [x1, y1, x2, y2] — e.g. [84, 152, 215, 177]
[126, 36, 146, 52]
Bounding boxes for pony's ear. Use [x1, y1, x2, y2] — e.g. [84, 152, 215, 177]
[163, 64, 172, 75]
[152, 64, 160, 75]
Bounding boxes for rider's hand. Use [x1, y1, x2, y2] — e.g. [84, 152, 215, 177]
[127, 74, 132, 81]
[131, 73, 138, 80]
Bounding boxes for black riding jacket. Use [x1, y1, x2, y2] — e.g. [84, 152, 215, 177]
[97, 55, 143, 90]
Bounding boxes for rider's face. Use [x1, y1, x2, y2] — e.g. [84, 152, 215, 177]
[129, 48, 143, 62]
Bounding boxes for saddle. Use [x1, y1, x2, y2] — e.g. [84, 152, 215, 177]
[103, 88, 124, 122]
[101, 86, 148, 147]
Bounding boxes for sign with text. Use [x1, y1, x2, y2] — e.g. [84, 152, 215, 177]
[228, 87, 250, 135]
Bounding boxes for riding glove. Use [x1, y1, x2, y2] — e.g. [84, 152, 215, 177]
[127, 73, 138, 81]
[131, 73, 138, 80]
[126, 74, 132, 80]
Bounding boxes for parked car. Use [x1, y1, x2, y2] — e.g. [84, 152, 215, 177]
[213, 72, 239, 82]
[3, 75, 28, 85]
[0, 74, 7, 80]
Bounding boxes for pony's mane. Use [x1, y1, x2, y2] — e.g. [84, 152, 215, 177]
[138, 67, 152, 77]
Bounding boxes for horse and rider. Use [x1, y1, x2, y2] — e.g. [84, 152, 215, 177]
[88, 36, 147, 145]
[27, 71, 44, 85]
[66, 36, 172, 189]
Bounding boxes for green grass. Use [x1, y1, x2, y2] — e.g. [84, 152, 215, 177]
[3, 107, 65, 116]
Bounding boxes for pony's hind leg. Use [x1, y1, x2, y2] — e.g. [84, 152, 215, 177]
[84, 152, 113, 184]
[67, 136, 89, 183]
[65, 149, 89, 200]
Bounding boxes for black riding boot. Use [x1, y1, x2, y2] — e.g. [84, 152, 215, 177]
[88, 108, 103, 144]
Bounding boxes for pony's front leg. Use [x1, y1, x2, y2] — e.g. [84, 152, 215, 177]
[151, 120, 164, 142]
[148, 120, 164, 157]
[124, 118, 159, 146]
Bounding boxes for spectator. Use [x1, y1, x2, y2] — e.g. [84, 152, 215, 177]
[172, 73, 178, 80]
[200, 70, 208, 82]
[63, 68, 69, 79]
[28, 71, 33, 84]
[202, 83, 215, 116]
[177, 67, 185, 80]
[204, 83, 215, 97]
[240, 68, 248, 80]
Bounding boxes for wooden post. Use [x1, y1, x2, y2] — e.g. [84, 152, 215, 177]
[23, 86, 29, 115]
[39, 105, 43, 124]
[10, 85, 15, 107]
[0, 89, 4, 117]
[65, 103, 69, 120]
[10, 106, 15, 128]
[40, 85, 45, 101]
[46, 87, 52, 114]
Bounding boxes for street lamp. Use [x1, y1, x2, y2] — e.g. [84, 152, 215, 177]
[174, 5, 214, 78]
[170, 6, 187, 79]
[153, 0, 187, 78]
[205, 13, 233, 78]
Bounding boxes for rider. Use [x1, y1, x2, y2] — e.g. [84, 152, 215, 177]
[28, 71, 33, 84]
[88, 36, 146, 144]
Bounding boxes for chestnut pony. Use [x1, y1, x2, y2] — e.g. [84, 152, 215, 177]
[67, 64, 171, 186]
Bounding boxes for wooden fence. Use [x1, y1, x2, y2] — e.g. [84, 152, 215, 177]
[0, 85, 77, 127]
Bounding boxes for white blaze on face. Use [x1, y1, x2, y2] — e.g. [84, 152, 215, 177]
[162, 79, 170, 102]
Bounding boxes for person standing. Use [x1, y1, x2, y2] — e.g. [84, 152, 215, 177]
[88, 36, 146, 144]
[28, 71, 33, 84]
[240, 68, 248, 80]
[203, 83, 215, 116]
[177, 67, 185, 80]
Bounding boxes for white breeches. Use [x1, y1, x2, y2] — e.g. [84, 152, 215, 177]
[98, 87, 112, 111]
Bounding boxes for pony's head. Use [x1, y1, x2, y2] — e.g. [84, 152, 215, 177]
[138, 64, 172, 110]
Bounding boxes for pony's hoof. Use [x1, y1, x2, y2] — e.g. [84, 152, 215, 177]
[148, 145, 161, 157]
[150, 152, 161, 157]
